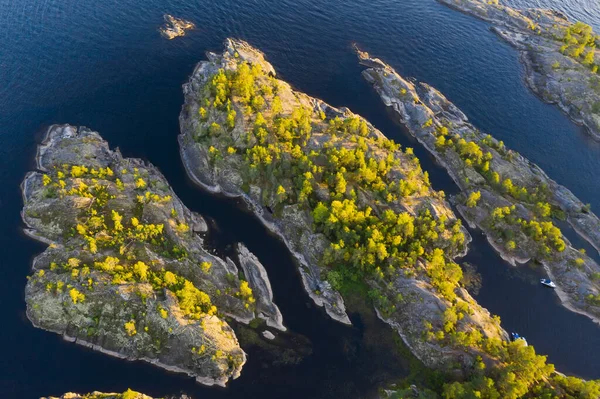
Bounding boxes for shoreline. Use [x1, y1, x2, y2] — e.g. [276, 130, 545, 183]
[358, 48, 600, 325]
[494, 27, 600, 142]
[177, 38, 509, 373]
[435, 0, 600, 141]
[178, 135, 352, 325]
[25, 306, 234, 387]
[21, 125, 253, 387]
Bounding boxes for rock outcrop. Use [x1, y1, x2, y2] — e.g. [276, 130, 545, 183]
[22, 125, 282, 386]
[178, 38, 507, 373]
[159, 15, 195, 40]
[357, 48, 600, 324]
[236, 243, 286, 331]
[437, 0, 600, 140]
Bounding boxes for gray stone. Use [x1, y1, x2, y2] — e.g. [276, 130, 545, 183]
[237, 243, 286, 331]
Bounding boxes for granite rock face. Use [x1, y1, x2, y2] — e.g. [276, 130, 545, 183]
[438, 0, 600, 140]
[22, 125, 283, 386]
[178, 39, 507, 372]
[358, 48, 600, 324]
[236, 243, 286, 331]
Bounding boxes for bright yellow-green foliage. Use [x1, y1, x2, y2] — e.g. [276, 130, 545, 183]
[37, 162, 224, 325]
[79, 389, 144, 399]
[558, 21, 599, 71]
[200, 261, 212, 273]
[120, 389, 140, 399]
[135, 178, 147, 189]
[490, 205, 566, 254]
[69, 288, 85, 304]
[432, 121, 567, 257]
[466, 191, 481, 208]
[124, 320, 137, 336]
[196, 57, 470, 311]
[175, 222, 190, 234]
[442, 338, 600, 399]
[159, 307, 169, 319]
[176, 281, 216, 318]
[238, 281, 255, 309]
[192, 56, 600, 399]
[133, 261, 149, 281]
[42, 174, 52, 186]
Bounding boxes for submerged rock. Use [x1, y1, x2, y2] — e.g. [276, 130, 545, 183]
[262, 330, 276, 340]
[159, 15, 195, 40]
[358, 48, 600, 324]
[178, 38, 507, 372]
[21, 125, 282, 386]
[437, 0, 600, 141]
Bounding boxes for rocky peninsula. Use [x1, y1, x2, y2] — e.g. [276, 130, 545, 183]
[159, 15, 194, 40]
[357, 47, 600, 324]
[437, 0, 600, 140]
[178, 38, 514, 374]
[22, 125, 283, 386]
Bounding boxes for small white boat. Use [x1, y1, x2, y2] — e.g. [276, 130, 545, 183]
[540, 279, 556, 288]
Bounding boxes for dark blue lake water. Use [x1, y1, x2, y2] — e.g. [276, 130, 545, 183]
[1, 0, 600, 398]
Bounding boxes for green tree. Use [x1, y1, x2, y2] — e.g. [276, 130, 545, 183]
[466, 191, 481, 208]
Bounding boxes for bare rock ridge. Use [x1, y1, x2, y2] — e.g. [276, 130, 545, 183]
[437, 0, 600, 140]
[22, 125, 280, 386]
[357, 47, 600, 324]
[159, 15, 195, 40]
[178, 38, 508, 372]
[236, 243, 286, 331]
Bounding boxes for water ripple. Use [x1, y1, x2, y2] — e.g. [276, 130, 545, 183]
[505, 0, 600, 29]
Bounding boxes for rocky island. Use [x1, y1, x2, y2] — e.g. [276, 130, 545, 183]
[41, 389, 186, 399]
[437, 0, 600, 140]
[179, 37, 512, 373]
[177, 39, 600, 398]
[356, 47, 600, 324]
[159, 15, 195, 40]
[22, 125, 284, 386]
